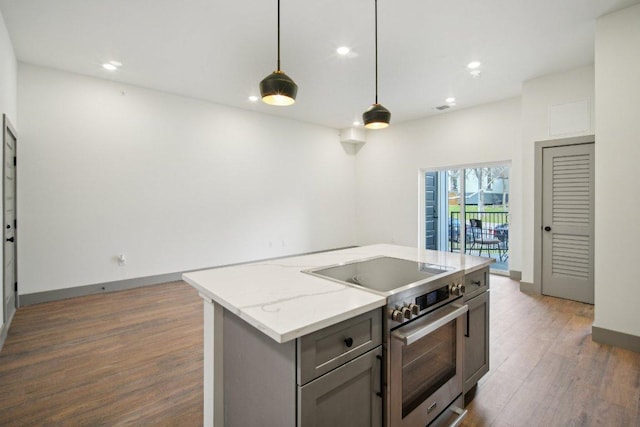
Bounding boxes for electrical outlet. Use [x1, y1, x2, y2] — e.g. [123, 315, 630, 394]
[117, 254, 126, 266]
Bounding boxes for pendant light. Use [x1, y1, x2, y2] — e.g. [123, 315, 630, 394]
[260, 0, 298, 106]
[362, 0, 391, 129]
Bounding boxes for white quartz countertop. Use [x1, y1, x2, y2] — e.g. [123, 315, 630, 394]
[182, 244, 493, 343]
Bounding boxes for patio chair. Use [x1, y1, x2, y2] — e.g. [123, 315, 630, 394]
[468, 218, 506, 261]
[495, 223, 509, 261]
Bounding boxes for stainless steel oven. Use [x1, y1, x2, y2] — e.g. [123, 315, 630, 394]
[388, 302, 467, 426]
[304, 255, 471, 427]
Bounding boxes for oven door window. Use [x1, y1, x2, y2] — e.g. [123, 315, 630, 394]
[401, 318, 457, 417]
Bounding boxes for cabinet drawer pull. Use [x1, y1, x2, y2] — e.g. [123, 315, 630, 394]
[449, 406, 468, 427]
[344, 337, 353, 347]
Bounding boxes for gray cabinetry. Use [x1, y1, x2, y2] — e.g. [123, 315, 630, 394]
[298, 346, 382, 427]
[298, 309, 381, 384]
[463, 268, 490, 394]
[223, 308, 382, 426]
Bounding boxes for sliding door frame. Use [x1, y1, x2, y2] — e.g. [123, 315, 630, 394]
[419, 161, 511, 273]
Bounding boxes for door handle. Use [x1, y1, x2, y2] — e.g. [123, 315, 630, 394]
[375, 354, 383, 398]
[6, 237, 14, 242]
[465, 310, 470, 338]
[544, 226, 551, 232]
[392, 304, 468, 345]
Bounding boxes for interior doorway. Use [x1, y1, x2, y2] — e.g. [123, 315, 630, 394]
[3, 114, 18, 324]
[421, 164, 510, 273]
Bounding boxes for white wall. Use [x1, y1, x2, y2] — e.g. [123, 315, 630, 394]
[0, 9, 17, 331]
[594, 4, 640, 337]
[355, 97, 522, 272]
[17, 64, 357, 295]
[520, 65, 595, 284]
[0, 10, 16, 125]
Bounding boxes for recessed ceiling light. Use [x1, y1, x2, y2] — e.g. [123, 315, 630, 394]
[102, 63, 118, 71]
[337, 46, 351, 55]
[248, 95, 259, 102]
[109, 61, 123, 67]
[445, 97, 456, 104]
[467, 61, 481, 69]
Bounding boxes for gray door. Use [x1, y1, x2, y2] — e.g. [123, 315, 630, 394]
[463, 291, 489, 394]
[425, 172, 438, 250]
[542, 143, 594, 304]
[3, 115, 17, 322]
[298, 347, 382, 427]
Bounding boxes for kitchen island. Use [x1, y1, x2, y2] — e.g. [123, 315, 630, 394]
[183, 244, 493, 426]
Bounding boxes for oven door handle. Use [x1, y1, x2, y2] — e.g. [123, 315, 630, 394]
[391, 304, 468, 346]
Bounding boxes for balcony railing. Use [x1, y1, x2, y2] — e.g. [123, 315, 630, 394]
[449, 211, 509, 258]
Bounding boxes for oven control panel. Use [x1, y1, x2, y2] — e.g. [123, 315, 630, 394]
[390, 304, 419, 322]
[450, 283, 466, 296]
[389, 279, 464, 323]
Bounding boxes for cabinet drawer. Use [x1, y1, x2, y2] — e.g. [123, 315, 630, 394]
[297, 309, 382, 385]
[464, 268, 489, 300]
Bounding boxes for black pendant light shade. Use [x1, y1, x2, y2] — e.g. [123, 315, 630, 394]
[260, 70, 298, 106]
[363, 103, 390, 129]
[362, 0, 390, 129]
[260, 0, 297, 106]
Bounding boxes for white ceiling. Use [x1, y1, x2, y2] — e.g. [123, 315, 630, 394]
[1, 0, 638, 129]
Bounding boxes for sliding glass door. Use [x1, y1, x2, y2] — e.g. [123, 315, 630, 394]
[423, 164, 510, 272]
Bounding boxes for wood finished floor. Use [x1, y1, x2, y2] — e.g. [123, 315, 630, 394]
[0, 281, 203, 426]
[462, 275, 640, 427]
[0, 277, 638, 426]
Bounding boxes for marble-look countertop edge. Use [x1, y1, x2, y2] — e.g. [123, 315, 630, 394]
[183, 244, 494, 344]
[462, 260, 495, 275]
[276, 299, 387, 343]
[183, 274, 386, 343]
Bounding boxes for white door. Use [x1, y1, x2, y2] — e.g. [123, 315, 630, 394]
[3, 115, 17, 322]
[542, 143, 594, 304]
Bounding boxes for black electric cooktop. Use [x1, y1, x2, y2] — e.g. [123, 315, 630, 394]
[305, 256, 452, 293]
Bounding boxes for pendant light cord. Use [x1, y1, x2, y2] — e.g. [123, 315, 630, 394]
[374, 0, 378, 104]
[277, 0, 281, 71]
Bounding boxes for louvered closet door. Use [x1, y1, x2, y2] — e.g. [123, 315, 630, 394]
[542, 143, 594, 304]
